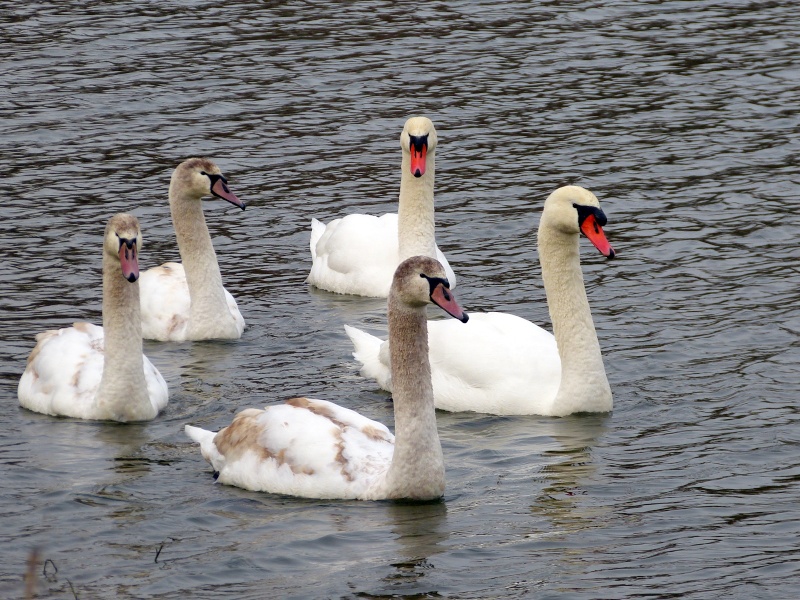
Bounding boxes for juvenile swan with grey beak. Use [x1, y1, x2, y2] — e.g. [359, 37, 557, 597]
[18, 214, 169, 421]
[186, 256, 467, 501]
[139, 158, 246, 341]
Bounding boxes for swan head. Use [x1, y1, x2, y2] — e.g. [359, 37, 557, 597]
[400, 117, 438, 178]
[542, 186, 615, 258]
[171, 158, 246, 210]
[392, 256, 468, 322]
[105, 213, 142, 282]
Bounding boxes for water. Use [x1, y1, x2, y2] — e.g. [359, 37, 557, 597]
[2, 1, 799, 597]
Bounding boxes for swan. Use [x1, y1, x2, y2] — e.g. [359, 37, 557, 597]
[345, 185, 615, 417]
[139, 158, 246, 341]
[18, 214, 169, 421]
[307, 116, 456, 297]
[185, 256, 468, 500]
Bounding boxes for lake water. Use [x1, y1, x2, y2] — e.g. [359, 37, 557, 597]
[2, 1, 799, 598]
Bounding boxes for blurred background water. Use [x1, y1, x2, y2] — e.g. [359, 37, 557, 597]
[1, 1, 799, 598]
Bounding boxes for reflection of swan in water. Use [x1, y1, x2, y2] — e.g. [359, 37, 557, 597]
[528, 414, 611, 534]
[387, 501, 449, 565]
[96, 422, 153, 472]
[436, 411, 610, 536]
[17, 417, 153, 496]
[356, 502, 450, 597]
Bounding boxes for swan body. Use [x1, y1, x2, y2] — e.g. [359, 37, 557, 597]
[307, 117, 456, 297]
[140, 158, 246, 341]
[18, 214, 168, 421]
[345, 311, 561, 415]
[346, 185, 615, 417]
[185, 256, 468, 501]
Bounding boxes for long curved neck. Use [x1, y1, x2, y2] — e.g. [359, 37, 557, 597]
[169, 184, 229, 325]
[95, 256, 151, 421]
[384, 296, 445, 500]
[538, 221, 612, 415]
[397, 149, 437, 261]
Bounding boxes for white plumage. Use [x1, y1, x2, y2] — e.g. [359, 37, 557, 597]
[346, 312, 561, 415]
[140, 261, 243, 341]
[346, 186, 616, 417]
[186, 398, 395, 499]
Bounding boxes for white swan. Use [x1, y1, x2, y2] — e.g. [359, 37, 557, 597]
[139, 158, 246, 342]
[185, 256, 468, 501]
[345, 185, 615, 417]
[18, 214, 169, 421]
[307, 116, 456, 297]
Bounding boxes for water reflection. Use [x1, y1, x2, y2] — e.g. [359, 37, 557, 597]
[388, 501, 449, 563]
[530, 414, 610, 535]
[357, 502, 450, 599]
[74, 423, 155, 524]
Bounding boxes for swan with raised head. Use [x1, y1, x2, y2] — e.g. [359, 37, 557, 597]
[307, 117, 456, 297]
[345, 185, 615, 417]
[18, 214, 169, 421]
[139, 158, 246, 341]
[185, 256, 468, 500]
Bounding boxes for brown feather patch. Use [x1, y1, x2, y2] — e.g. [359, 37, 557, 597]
[214, 409, 271, 462]
[361, 423, 391, 443]
[213, 407, 316, 476]
[286, 397, 363, 481]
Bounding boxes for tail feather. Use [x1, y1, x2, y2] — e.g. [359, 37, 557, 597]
[436, 247, 457, 289]
[344, 325, 392, 391]
[310, 218, 326, 260]
[185, 424, 223, 469]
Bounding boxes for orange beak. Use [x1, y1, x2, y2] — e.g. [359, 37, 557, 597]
[580, 214, 615, 258]
[410, 144, 427, 178]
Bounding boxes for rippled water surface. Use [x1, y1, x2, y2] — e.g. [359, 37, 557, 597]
[2, 1, 799, 598]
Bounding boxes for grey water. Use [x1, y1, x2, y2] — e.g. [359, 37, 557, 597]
[1, 1, 799, 598]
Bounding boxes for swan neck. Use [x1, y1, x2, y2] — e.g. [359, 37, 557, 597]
[384, 295, 445, 499]
[96, 253, 150, 420]
[397, 149, 437, 261]
[169, 182, 229, 323]
[538, 220, 612, 414]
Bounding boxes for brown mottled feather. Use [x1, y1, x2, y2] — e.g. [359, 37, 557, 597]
[214, 407, 319, 476]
